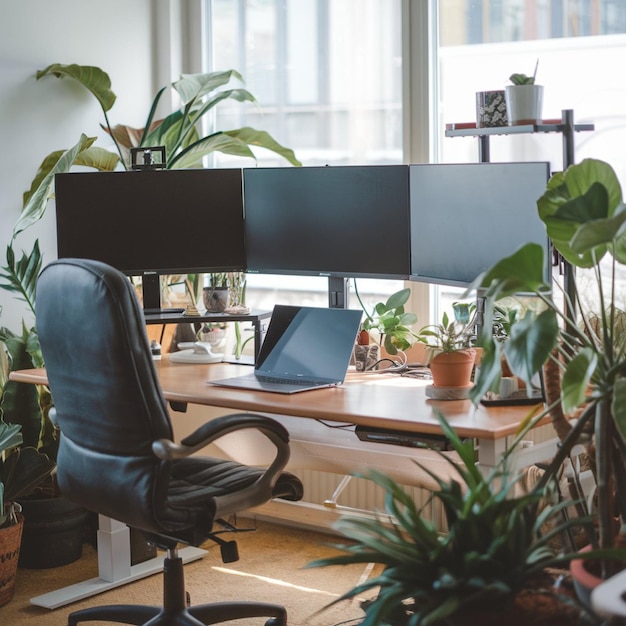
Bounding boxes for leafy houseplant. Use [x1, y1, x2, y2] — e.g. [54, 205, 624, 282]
[355, 286, 418, 356]
[417, 302, 476, 356]
[309, 415, 591, 626]
[470, 158, 626, 585]
[0, 421, 54, 529]
[416, 302, 477, 388]
[35, 63, 301, 173]
[505, 62, 543, 125]
[509, 72, 535, 85]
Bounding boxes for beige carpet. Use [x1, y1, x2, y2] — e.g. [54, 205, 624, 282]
[3, 520, 377, 625]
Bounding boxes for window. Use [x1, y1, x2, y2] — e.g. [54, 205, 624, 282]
[205, 0, 405, 317]
[203, 1, 626, 325]
[437, 0, 626, 315]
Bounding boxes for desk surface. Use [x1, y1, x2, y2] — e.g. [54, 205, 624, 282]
[11, 358, 542, 441]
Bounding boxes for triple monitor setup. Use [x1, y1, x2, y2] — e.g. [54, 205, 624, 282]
[54, 161, 552, 314]
[55, 164, 551, 374]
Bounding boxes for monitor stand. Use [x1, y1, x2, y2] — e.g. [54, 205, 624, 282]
[328, 276, 349, 309]
[141, 272, 184, 315]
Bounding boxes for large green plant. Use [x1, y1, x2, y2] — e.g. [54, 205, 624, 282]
[470, 158, 626, 577]
[36, 63, 301, 172]
[310, 415, 594, 625]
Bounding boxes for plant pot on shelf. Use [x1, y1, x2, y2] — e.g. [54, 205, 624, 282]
[203, 286, 229, 313]
[505, 84, 544, 125]
[0, 511, 23, 607]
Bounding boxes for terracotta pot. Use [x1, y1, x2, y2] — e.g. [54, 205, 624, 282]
[570, 544, 603, 610]
[429, 349, 476, 388]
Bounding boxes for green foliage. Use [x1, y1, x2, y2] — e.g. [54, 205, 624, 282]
[509, 73, 535, 85]
[36, 63, 301, 172]
[309, 414, 593, 625]
[470, 157, 626, 567]
[0, 421, 55, 528]
[357, 286, 418, 355]
[417, 302, 476, 356]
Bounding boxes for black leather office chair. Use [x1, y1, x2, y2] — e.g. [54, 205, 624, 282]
[36, 258, 303, 626]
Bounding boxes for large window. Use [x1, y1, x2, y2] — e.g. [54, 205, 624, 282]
[205, 0, 405, 317]
[203, 0, 626, 323]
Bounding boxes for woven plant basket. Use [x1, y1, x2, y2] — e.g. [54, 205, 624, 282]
[0, 513, 24, 607]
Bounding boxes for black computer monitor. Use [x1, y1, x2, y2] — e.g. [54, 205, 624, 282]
[409, 162, 552, 287]
[243, 165, 412, 281]
[54, 169, 246, 312]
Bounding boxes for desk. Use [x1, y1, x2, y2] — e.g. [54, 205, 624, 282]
[10, 360, 552, 608]
[12, 360, 552, 470]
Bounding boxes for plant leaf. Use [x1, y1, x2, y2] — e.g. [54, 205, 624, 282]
[612, 377, 626, 445]
[13, 134, 97, 237]
[36, 63, 116, 112]
[561, 348, 597, 413]
[503, 309, 558, 389]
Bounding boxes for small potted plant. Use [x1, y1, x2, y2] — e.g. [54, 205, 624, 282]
[505, 61, 543, 125]
[203, 273, 230, 313]
[354, 285, 418, 370]
[416, 301, 477, 390]
[0, 420, 55, 605]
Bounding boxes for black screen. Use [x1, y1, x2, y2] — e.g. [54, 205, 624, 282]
[243, 165, 411, 279]
[55, 169, 245, 276]
[409, 162, 551, 287]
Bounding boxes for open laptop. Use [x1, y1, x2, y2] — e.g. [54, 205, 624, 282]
[210, 304, 362, 394]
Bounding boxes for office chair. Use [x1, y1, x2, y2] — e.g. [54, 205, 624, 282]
[36, 258, 304, 626]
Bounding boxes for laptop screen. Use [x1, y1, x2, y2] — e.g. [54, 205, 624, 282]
[256, 305, 362, 381]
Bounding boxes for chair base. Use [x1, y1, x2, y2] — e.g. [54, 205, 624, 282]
[67, 602, 287, 625]
[67, 553, 288, 626]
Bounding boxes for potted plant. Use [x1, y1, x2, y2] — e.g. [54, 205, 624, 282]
[309, 415, 592, 625]
[0, 253, 90, 568]
[0, 420, 55, 605]
[416, 301, 477, 389]
[203, 273, 230, 313]
[505, 62, 543, 125]
[355, 286, 418, 354]
[469, 157, 626, 605]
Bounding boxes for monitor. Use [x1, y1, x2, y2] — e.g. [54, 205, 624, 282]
[409, 162, 552, 287]
[54, 169, 245, 312]
[243, 165, 412, 281]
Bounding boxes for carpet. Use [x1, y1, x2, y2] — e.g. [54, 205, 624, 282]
[3, 520, 377, 625]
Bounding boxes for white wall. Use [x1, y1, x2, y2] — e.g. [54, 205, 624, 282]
[0, 0, 168, 332]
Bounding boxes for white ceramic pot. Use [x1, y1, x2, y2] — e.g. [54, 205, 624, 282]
[504, 84, 544, 125]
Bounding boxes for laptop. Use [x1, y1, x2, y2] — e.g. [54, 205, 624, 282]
[210, 304, 362, 394]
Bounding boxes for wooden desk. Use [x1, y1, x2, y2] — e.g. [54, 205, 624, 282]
[12, 358, 548, 468]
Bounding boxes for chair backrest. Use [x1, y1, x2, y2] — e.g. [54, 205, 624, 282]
[36, 259, 174, 532]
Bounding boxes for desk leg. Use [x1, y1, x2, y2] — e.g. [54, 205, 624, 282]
[477, 437, 508, 471]
[30, 515, 206, 609]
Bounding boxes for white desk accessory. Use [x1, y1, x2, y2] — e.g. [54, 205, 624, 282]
[170, 342, 223, 364]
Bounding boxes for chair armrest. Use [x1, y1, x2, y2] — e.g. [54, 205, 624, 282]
[152, 413, 295, 516]
[152, 413, 289, 459]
